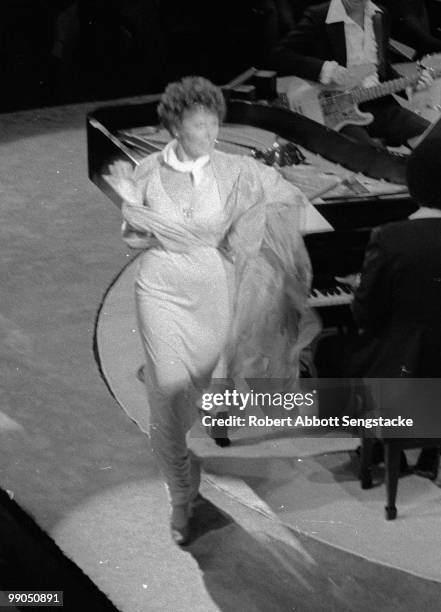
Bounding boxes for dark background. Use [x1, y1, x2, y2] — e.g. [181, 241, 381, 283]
[1, 0, 338, 113]
[0, 0, 279, 113]
[3, 1, 441, 110]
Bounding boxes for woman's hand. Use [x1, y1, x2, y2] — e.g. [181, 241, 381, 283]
[121, 220, 161, 250]
[335, 273, 361, 290]
[104, 161, 143, 205]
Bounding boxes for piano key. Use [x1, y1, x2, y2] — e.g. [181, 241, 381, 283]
[307, 286, 354, 307]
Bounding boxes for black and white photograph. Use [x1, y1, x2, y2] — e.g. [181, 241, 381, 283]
[1, 1, 441, 610]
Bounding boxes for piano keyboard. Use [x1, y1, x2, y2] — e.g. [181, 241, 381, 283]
[307, 285, 353, 308]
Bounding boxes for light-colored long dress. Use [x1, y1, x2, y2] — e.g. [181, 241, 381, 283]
[121, 148, 319, 505]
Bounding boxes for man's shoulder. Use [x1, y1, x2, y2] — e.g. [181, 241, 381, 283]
[374, 218, 432, 244]
[375, 220, 410, 238]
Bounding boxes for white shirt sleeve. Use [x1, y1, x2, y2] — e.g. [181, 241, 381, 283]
[319, 60, 339, 84]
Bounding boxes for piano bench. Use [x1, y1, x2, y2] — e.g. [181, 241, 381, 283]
[358, 435, 441, 520]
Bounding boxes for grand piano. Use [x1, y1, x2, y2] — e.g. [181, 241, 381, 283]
[88, 94, 440, 520]
[87, 94, 417, 328]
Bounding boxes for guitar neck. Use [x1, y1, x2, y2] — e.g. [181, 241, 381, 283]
[351, 74, 420, 104]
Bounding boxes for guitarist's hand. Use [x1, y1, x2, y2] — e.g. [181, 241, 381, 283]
[320, 61, 352, 87]
[414, 68, 434, 93]
[330, 66, 352, 87]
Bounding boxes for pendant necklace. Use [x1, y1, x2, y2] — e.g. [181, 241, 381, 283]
[182, 205, 194, 220]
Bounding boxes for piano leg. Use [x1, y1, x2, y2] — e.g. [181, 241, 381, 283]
[384, 440, 401, 520]
[359, 435, 374, 489]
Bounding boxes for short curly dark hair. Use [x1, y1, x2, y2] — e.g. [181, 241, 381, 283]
[157, 76, 226, 133]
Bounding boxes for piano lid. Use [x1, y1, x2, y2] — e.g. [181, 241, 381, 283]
[87, 98, 417, 227]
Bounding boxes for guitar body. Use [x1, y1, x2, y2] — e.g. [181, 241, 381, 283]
[317, 89, 374, 130]
[277, 75, 374, 131]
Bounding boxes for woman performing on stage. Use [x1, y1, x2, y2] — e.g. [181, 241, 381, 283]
[106, 76, 319, 545]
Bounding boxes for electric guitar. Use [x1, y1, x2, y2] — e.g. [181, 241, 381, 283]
[277, 55, 441, 131]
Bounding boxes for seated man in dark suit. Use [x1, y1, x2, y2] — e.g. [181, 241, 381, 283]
[347, 135, 441, 478]
[269, 0, 432, 146]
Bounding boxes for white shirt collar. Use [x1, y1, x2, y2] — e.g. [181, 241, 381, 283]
[326, 0, 381, 25]
[408, 206, 441, 220]
[162, 139, 210, 186]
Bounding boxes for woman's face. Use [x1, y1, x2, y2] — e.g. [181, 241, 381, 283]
[175, 106, 219, 161]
